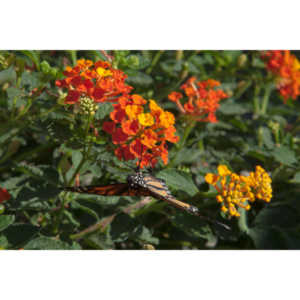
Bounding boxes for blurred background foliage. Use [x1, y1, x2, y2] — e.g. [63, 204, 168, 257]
[1, 50, 300, 249]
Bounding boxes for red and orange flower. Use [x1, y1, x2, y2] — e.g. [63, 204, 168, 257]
[262, 50, 300, 102]
[168, 77, 228, 123]
[102, 94, 179, 168]
[0, 187, 10, 203]
[56, 59, 133, 104]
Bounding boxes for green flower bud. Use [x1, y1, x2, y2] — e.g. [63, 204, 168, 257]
[237, 54, 247, 67]
[79, 96, 98, 115]
[41, 60, 51, 74]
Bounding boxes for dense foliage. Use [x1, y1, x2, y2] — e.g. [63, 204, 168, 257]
[1, 50, 300, 250]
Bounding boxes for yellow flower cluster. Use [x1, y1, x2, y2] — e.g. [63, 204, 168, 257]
[205, 165, 272, 218]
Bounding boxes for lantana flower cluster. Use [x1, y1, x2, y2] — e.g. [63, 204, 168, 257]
[205, 165, 272, 218]
[56, 59, 180, 168]
[262, 50, 300, 102]
[0, 187, 10, 203]
[168, 77, 228, 123]
[102, 94, 179, 168]
[55, 59, 133, 110]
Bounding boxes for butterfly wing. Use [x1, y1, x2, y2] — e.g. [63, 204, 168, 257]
[142, 175, 200, 215]
[64, 183, 151, 197]
[64, 183, 130, 196]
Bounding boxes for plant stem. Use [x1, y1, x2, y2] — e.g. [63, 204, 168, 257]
[238, 208, 250, 234]
[260, 83, 273, 115]
[68, 51, 77, 66]
[253, 83, 261, 117]
[168, 119, 196, 168]
[146, 50, 164, 74]
[53, 113, 94, 234]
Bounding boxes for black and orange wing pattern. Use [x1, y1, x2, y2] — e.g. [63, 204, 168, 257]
[63, 172, 230, 230]
[63, 183, 151, 197]
[142, 175, 200, 215]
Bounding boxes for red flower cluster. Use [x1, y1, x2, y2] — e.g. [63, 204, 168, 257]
[56, 59, 133, 104]
[0, 188, 10, 203]
[102, 94, 179, 168]
[168, 77, 228, 122]
[262, 50, 300, 102]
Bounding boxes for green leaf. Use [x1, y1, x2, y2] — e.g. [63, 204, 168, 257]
[24, 236, 81, 250]
[156, 169, 199, 197]
[20, 70, 40, 89]
[291, 172, 300, 183]
[0, 215, 15, 232]
[249, 227, 287, 249]
[6, 87, 26, 109]
[95, 102, 113, 120]
[253, 205, 300, 229]
[3, 224, 39, 248]
[170, 212, 213, 241]
[126, 70, 153, 87]
[71, 150, 83, 169]
[21, 50, 40, 70]
[0, 66, 16, 85]
[261, 127, 275, 149]
[126, 54, 151, 70]
[0, 235, 9, 249]
[218, 100, 249, 115]
[132, 225, 159, 245]
[109, 213, 137, 242]
[272, 146, 297, 166]
[85, 232, 115, 250]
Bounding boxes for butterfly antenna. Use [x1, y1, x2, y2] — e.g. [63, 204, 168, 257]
[186, 204, 230, 231]
[196, 212, 231, 231]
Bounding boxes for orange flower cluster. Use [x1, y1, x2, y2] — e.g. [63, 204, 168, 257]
[262, 50, 300, 102]
[102, 94, 179, 168]
[205, 165, 272, 218]
[168, 77, 228, 123]
[0, 187, 10, 203]
[55, 59, 133, 104]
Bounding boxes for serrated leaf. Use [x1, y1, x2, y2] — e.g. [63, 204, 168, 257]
[249, 227, 286, 249]
[261, 127, 275, 149]
[0, 235, 9, 249]
[0, 215, 15, 232]
[24, 236, 81, 250]
[0, 66, 16, 85]
[160, 59, 183, 75]
[71, 150, 83, 169]
[156, 169, 199, 196]
[218, 101, 249, 115]
[95, 102, 113, 120]
[291, 172, 300, 183]
[126, 54, 151, 70]
[126, 71, 153, 87]
[272, 146, 297, 166]
[109, 213, 137, 242]
[85, 232, 115, 250]
[279, 228, 300, 249]
[3, 224, 39, 248]
[132, 225, 159, 245]
[254, 205, 300, 229]
[21, 51, 40, 70]
[170, 212, 213, 240]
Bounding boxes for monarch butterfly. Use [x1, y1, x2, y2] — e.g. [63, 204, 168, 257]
[64, 171, 230, 230]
